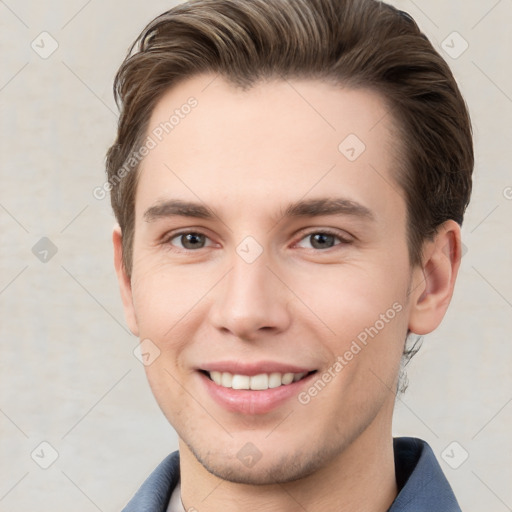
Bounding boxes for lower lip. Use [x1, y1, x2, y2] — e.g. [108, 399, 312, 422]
[199, 371, 316, 415]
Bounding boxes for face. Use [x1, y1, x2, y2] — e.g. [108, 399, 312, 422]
[115, 74, 453, 485]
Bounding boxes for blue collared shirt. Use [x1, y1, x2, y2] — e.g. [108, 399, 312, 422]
[122, 437, 461, 511]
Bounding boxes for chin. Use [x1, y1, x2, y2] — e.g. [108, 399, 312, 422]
[185, 440, 333, 485]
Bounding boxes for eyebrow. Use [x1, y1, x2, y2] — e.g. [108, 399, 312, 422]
[143, 197, 375, 223]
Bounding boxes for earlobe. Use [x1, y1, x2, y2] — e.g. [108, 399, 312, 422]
[408, 220, 462, 335]
[113, 225, 139, 337]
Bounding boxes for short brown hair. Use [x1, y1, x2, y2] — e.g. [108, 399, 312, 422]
[106, 0, 473, 276]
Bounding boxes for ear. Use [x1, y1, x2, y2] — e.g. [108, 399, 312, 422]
[113, 225, 139, 337]
[408, 220, 462, 335]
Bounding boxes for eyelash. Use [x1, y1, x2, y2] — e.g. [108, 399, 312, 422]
[162, 228, 352, 252]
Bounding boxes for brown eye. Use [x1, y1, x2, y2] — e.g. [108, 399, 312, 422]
[296, 231, 349, 250]
[168, 232, 213, 250]
[309, 233, 336, 249]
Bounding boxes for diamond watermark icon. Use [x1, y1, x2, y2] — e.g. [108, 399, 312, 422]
[133, 338, 161, 366]
[441, 32, 469, 59]
[236, 442, 262, 468]
[31, 31, 59, 59]
[441, 441, 469, 469]
[442, 241, 468, 261]
[236, 236, 263, 264]
[32, 237, 58, 263]
[31, 441, 59, 469]
[338, 133, 366, 162]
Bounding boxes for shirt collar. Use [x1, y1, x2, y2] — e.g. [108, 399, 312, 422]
[122, 437, 461, 512]
[388, 437, 461, 511]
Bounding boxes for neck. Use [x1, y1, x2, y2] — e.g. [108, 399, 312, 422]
[179, 409, 398, 512]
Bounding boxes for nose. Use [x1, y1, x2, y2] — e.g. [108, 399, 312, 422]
[208, 250, 292, 341]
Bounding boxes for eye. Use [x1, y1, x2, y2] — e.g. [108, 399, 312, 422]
[295, 230, 350, 250]
[166, 231, 215, 250]
[163, 229, 350, 252]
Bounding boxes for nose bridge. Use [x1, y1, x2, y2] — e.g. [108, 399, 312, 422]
[229, 248, 270, 299]
[225, 245, 276, 313]
[209, 242, 291, 338]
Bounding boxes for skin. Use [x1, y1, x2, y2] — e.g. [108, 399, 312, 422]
[113, 74, 461, 512]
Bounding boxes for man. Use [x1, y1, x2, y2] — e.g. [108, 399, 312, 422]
[106, 0, 473, 510]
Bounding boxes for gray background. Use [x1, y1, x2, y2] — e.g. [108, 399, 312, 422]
[0, 0, 511, 510]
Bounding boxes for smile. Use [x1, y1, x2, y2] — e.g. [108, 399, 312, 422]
[198, 365, 318, 414]
[204, 370, 314, 390]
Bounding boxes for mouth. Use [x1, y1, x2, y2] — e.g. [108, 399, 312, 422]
[197, 365, 318, 414]
[200, 369, 317, 391]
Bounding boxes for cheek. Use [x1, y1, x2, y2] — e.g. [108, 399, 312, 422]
[295, 263, 410, 396]
[142, 357, 192, 428]
[130, 260, 214, 340]
[294, 262, 409, 342]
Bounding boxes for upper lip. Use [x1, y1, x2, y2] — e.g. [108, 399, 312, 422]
[198, 361, 316, 376]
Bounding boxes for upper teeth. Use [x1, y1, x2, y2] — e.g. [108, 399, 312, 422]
[208, 371, 307, 390]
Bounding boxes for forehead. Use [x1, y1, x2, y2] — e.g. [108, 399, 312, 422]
[136, 74, 404, 223]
